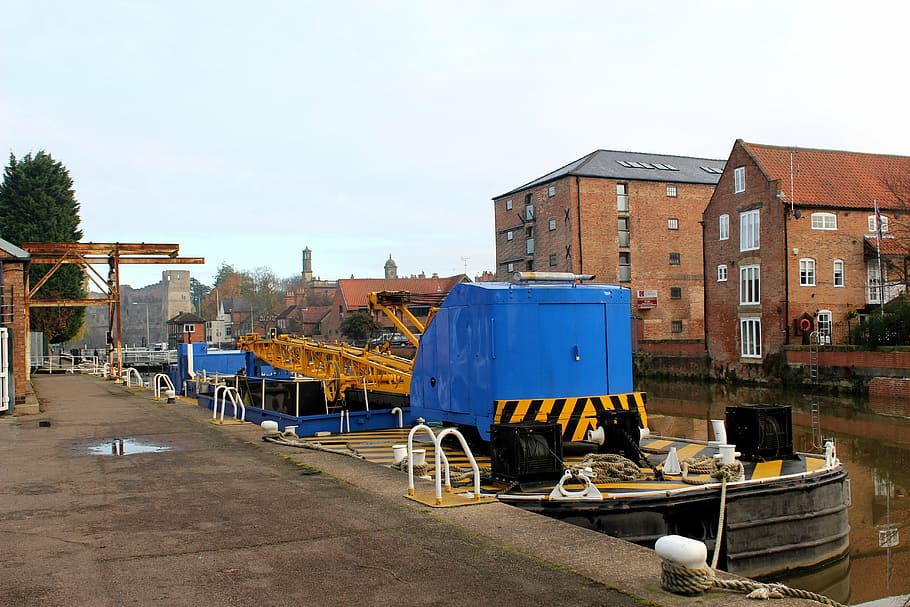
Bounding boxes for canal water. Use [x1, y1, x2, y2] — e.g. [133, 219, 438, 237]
[639, 379, 910, 606]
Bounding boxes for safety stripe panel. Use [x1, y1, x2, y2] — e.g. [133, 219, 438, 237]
[493, 392, 648, 442]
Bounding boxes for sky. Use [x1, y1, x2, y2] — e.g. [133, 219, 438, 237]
[3, 1, 910, 290]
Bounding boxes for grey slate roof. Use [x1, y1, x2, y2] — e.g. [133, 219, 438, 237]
[0, 237, 31, 260]
[495, 149, 727, 199]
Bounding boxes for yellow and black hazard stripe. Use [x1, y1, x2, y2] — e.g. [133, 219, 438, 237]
[493, 392, 647, 442]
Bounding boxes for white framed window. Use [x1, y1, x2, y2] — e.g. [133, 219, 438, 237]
[549, 254, 557, 266]
[617, 183, 629, 211]
[526, 238, 534, 255]
[717, 264, 728, 282]
[733, 166, 745, 193]
[719, 214, 729, 240]
[833, 259, 844, 287]
[799, 258, 816, 286]
[506, 199, 512, 211]
[506, 230, 513, 241]
[525, 201, 534, 221]
[548, 184, 556, 197]
[739, 264, 760, 304]
[666, 185, 677, 197]
[507, 262, 514, 273]
[183, 324, 195, 333]
[740, 317, 761, 358]
[817, 310, 832, 344]
[811, 212, 837, 230]
[868, 214, 890, 233]
[548, 218, 557, 231]
[740, 209, 759, 251]
[668, 217, 679, 230]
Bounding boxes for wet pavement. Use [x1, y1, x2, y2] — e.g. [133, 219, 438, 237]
[0, 375, 827, 606]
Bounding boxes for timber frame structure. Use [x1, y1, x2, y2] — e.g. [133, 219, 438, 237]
[22, 242, 203, 379]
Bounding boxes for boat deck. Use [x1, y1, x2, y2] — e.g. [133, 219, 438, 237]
[295, 427, 827, 495]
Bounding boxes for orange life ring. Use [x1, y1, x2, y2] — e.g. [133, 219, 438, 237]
[799, 318, 812, 332]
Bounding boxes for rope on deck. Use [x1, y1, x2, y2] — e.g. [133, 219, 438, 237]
[659, 560, 846, 606]
[578, 453, 644, 481]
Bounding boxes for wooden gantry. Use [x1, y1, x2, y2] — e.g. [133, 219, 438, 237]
[21, 242, 204, 378]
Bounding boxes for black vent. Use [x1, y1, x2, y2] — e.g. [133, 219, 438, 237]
[725, 404, 794, 460]
[490, 422, 563, 484]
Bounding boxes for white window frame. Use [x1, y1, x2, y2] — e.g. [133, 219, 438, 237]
[740, 317, 762, 358]
[525, 202, 534, 221]
[799, 258, 816, 286]
[833, 259, 844, 287]
[668, 217, 679, 230]
[868, 214, 890, 233]
[183, 324, 195, 333]
[739, 264, 760, 305]
[811, 212, 837, 230]
[816, 309, 832, 344]
[733, 166, 745, 193]
[740, 209, 759, 251]
[526, 238, 534, 255]
[506, 230, 513, 241]
[717, 264, 728, 282]
[506, 199, 512, 211]
[548, 184, 556, 197]
[617, 183, 629, 212]
[506, 262, 514, 273]
[666, 185, 677, 197]
[719, 214, 729, 241]
[548, 218, 557, 231]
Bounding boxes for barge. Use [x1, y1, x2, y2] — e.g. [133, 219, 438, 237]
[176, 273, 851, 582]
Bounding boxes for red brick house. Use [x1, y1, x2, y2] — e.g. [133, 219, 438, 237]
[322, 274, 470, 340]
[493, 150, 725, 350]
[703, 140, 910, 379]
[0, 238, 30, 410]
[166, 312, 207, 348]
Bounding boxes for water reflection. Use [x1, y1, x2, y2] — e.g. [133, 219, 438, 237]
[639, 379, 910, 606]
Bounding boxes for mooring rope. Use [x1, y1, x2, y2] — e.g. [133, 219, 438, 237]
[681, 455, 744, 485]
[577, 452, 644, 481]
[659, 560, 846, 606]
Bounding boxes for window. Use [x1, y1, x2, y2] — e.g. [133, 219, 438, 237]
[619, 252, 631, 282]
[740, 318, 761, 358]
[811, 212, 837, 230]
[719, 214, 729, 240]
[549, 253, 557, 267]
[525, 197, 534, 221]
[817, 310, 832, 344]
[799, 258, 815, 286]
[526, 238, 534, 255]
[618, 216, 630, 247]
[526, 260, 534, 271]
[548, 184, 556, 197]
[507, 262, 514, 273]
[717, 264, 728, 281]
[669, 252, 680, 265]
[740, 209, 759, 251]
[506, 230, 513, 241]
[739, 265, 760, 304]
[506, 199, 512, 211]
[526, 226, 533, 238]
[670, 287, 682, 299]
[733, 166, 745, 193]
[548, 218, 557, 231]
[668, 218, 679, 230]
[183, 324, 195, 333]
[617, 183, 629, 211]
[868, 214, 890, 233]
[833, 260, 844, 287]
[666, 185, 677, 197]
[671, 320, 683, 333]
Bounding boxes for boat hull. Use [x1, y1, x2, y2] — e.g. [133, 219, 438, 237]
[501, 465, 850, 580]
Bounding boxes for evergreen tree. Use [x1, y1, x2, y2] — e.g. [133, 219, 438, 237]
[0, 151, 85, 343]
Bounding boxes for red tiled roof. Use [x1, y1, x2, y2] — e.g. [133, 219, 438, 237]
[339, 276, 468, 309]
[742, 141, 910, 210]
[865, 236, 910, 256]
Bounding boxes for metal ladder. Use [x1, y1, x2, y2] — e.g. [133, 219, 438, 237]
[808, 331, 820, 383]
[810, 403, 822, 450]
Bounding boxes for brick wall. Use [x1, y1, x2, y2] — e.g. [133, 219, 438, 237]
[1, 258, 29, 404]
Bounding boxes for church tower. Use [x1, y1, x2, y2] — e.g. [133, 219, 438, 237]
[302, 247, 313, 282]
[384, 254, 398, 279]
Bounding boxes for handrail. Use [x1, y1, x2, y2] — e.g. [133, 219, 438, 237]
[406, 424, 481, 505]
[121, 367, 144, 388]
[213, 385, 246, 423]
[153, 373, 176, 400]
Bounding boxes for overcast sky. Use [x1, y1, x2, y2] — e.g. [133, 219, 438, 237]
[3, 1, 909, 289]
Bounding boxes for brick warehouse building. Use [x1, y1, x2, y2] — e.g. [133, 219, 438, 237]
[492, 150, 725, 350]
[703, 140, 910, 379]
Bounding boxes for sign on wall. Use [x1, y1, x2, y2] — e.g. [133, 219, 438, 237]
[636, 289, 658, 309]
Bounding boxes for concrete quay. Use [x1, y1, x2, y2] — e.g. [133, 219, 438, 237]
[1, 374, 829, 606]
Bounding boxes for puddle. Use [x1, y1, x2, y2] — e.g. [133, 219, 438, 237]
[86, 438, 173, 456]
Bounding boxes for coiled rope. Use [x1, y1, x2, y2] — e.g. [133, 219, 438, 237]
[577, 453, 644, 481]
[659, 560, 846, 606]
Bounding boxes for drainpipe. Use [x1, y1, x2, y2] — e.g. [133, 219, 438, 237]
[700, 219, 708, 356]
[783, 201, 791, 344]
[575, 176, 584, 273]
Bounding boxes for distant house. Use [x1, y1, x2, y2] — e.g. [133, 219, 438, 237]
[166, 312, 207, 348]
[703, 140, 910, 379]
[322, 274, 470, 339]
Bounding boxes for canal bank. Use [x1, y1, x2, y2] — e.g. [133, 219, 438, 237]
[1, 374, 835, 607]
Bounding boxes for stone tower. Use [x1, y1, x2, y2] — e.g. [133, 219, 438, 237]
[302, 247, 313, 282]
[162, 270, 192, 328]
[384, 254, 398, 279]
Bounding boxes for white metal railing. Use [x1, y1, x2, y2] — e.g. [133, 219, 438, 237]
[406, 424, 482, 505]
[153, 373, 176, 400]
[213, 385, 246, 423]
[120, 367, 144, 388]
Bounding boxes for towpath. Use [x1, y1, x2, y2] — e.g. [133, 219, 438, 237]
[1, 374, 827, 606]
